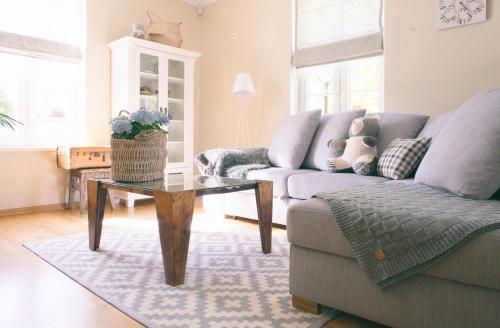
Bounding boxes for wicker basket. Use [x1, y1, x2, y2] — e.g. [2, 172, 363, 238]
[146, 11, 183, 48]
[111, 133, 167, 182]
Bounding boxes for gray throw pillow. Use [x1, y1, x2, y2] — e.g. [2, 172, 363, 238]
[302, 110, 366, 170]
[268, 110, 321, 169]
[376, 113, 429, 156]
[417, 110, 455, 140]
[415, 89, 500, 200]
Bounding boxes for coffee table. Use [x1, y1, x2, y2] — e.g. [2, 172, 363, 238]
[87, 175, 273, 286]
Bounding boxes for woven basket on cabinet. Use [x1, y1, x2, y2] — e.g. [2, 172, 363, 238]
[111, 133, 167, 182]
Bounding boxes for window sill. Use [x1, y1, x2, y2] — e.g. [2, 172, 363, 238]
[0, 147, 56, 152]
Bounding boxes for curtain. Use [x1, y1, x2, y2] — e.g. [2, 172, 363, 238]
[293, 0, 383, 68]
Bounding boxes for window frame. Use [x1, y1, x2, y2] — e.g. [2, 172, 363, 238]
[296, 55, 384, 114]
[0, 0, 85, 150]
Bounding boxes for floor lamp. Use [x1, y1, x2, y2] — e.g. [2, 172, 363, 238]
[232, 73, 255, 148]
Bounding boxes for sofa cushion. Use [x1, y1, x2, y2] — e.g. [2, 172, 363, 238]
[287, 171, 388, 200]
[376, 113, 429, 156]
[415, 89, 500, 200]
[268, 110, 321, 169]
[302, 110, 366, 171]
[287, 197, 500, 290]
[287, 198, 353, 258]
[417, 110, 455, 140]
[246, 167, 317, 198]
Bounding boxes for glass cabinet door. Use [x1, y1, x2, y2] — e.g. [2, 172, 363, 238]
[166, 59, 185, 165]
[139, 53, 159, 111]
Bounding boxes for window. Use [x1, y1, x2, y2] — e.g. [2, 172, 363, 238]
[293, 0, 383, 114]
[0, 0, 84, 148]
[298, 56, 383, 114]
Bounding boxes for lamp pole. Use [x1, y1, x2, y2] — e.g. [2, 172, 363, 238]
[232, 73, 255, 148]
[235, 99, 251, 148]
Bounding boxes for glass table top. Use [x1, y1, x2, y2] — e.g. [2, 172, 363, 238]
[97, 174, 258, 196]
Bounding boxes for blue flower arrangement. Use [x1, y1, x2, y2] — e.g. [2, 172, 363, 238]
[111, 109, 170, 140]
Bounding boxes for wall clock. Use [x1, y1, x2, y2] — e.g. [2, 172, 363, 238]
[437, 0, 487, 30]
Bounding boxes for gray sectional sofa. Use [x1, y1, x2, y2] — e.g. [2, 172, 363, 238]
[203, 90, 500, 327]
[203, 110, 432, 225]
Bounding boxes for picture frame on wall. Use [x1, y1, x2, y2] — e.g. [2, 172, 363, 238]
[437, 0, 487, 30]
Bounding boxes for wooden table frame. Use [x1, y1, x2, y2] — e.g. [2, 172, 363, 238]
[87, 179, 273, 287]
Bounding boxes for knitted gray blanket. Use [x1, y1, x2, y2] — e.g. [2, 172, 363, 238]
[316, 183, 500, 289]
[194, 148, 270, 179]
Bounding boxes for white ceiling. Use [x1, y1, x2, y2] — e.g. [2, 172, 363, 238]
[181, 0, 220, 7]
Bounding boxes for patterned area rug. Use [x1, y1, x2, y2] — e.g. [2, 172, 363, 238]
[25, 228, 336, 328]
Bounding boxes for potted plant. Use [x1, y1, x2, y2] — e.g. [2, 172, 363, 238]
[0, 113, 22, 130]
[0, 89, 22, 130]
[110, 109, 170, 182]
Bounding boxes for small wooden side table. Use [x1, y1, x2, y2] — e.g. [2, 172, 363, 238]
[68, 168, 118, 214]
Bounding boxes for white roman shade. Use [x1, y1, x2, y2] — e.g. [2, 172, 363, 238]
[0, 31, 81, 63]
[0, 0, 82, 62]
[293, 0, 383, 68]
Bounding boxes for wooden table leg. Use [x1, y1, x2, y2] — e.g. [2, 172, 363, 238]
[154, 190, 196, 286]
[107, 190, 118, 210]
[255, 180, 273, 254]
[88, 180, 107, 250]
[67, 170, 76, 209]
[80, 173, 88, 214]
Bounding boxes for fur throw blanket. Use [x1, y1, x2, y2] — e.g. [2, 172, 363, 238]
[194, 148, 270, 179]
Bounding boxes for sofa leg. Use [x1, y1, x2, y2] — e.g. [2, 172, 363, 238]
[292, 295, 321, 315]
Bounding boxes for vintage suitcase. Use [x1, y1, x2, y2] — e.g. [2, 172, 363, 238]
[57, 146, 112, 170]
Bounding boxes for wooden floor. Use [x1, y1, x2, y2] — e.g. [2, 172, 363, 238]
[0, 200, 385, 328]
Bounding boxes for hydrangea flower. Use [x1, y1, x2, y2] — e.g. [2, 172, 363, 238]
[130, 109, 155, 124]
[151, 111, 170, 125]
[110, 109, 169, 139]
[111, 115, 129, 122]
[112, 119, 132, 133]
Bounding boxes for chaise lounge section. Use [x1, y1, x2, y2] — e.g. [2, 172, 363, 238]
[287, 194, 500, 328]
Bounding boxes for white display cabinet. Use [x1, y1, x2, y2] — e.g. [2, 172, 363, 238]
[108, 36, 201, 207]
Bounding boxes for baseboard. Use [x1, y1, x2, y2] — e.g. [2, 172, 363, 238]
[0, 203, 68, 217]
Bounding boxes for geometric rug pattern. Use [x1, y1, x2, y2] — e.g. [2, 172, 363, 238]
[25, 228, 336, 327]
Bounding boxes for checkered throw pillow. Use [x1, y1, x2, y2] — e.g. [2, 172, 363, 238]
[377, 137, 432, 180]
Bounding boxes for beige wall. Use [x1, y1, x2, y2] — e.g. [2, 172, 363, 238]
[86, 0, 202, 145]
[384, 0, 500, 115]
[0, 0, 201, 211]
[198, 0, 500, 153]
[199, 0, 292, 150]
[0, 151, 67, 211]
[2, 0, 500, 210]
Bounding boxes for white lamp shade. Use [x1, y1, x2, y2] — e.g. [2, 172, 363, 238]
[232, 73, 256, 99]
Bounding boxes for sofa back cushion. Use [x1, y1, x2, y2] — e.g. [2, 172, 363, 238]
[302, 110, 366, 170]
[268, 110, 321, 169]
[415, 89, 500, 199]
[376, 113, 429, 156]
[418, 110, 455, 140]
